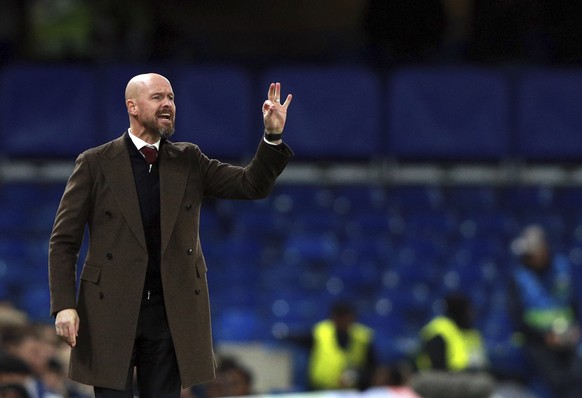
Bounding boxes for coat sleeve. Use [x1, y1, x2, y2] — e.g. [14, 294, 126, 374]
[48, 152, 94, 316]
[198, 139, 293, 199]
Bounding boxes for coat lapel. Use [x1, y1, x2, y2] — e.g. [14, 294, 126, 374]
[159, 142, 189, 256]
[100, 134, 147, 252]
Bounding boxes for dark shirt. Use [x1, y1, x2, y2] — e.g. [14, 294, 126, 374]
[126, 135, 162, 298]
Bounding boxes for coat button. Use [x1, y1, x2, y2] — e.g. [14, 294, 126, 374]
[105, 211, 112, 218]
[187, 248, 193, 255]
[99, 292, 104, 299]
[185, 204, 192, 211]
[106, 252, 113, 260]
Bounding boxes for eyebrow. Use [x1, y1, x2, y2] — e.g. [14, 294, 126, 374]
[150, 91, 174, 98]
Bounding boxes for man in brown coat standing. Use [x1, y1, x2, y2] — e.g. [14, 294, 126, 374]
[48, 73, 293, 398]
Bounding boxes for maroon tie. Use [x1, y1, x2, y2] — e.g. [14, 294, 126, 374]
[140, 146, 158, 165]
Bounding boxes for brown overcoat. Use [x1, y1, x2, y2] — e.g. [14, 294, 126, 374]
[49, 133, 292, 390]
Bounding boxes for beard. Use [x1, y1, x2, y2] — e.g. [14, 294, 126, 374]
[141, 114, 175, 139]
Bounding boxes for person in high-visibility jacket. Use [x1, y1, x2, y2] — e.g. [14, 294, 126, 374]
[307, 302, 376, 391]
[509, 225, 582, 398]
[413, 294, 496, 398]
[417, 294, 488, 372]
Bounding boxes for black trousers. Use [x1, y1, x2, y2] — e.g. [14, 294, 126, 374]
[94, 293, 181, 398]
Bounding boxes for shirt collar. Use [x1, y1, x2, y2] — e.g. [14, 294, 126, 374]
[127, 128, 161, 151]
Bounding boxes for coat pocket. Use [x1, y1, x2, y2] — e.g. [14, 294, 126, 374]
[80, 263, 101, 283]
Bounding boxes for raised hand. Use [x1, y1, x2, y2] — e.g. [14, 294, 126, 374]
[263, 82, 292, 134]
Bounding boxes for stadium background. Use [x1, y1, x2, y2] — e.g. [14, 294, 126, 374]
[2, 0, 582, 394]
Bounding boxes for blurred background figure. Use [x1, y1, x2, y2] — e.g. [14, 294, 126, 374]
[0, 383, 31, 398]
[0, 321, 91, 398]
[285, 301, 377, 391]
[416, 293, 487, 372]
[0, 352, 32, 398]
[204, 356, 253, 398]
[412, 293, 494, 398]
[366, 362, 421, 398]
[309, 302, 376, 391]
[1, 325, 58, 398]
[509, 224, 582, 398]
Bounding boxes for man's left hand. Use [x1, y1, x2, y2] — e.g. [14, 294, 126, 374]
[263, 82, 292, 137]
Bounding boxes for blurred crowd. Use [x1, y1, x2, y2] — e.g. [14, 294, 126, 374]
[1, 0, 582, 67]
[0, 302, 92, 398]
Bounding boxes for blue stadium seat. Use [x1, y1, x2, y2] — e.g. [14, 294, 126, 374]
[173, 66, 255, 159]
[213, 309, 267, 342]
[445, 186, 498, 212]
[387, 67, 511, 160]
[261, 66, 381, 159]
[344, 211, 394, 238]
[0, 65, 99, 158]
[389, 185, 444, 212]
[402, 210, 457, 238]
[283, 233, 339, 264]
[554, 187, 582, 209]
[332, 185, 389, 215]
[287, 209, 343, 234]
[19, 282, 51, 322]
[500, 186, 555, 211]
[271, 185, 336, 213]
[516, 69, 582, 160]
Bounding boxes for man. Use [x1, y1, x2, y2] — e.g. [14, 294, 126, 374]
[48, 73, 293, 398]
[307, 302, 376, 391]
[509, 224, 582, 398]
[416, 294, 487, 372]
[413, 294, 494, 398]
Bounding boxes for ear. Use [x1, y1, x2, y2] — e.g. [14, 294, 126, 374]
[127, 99, 138, 115]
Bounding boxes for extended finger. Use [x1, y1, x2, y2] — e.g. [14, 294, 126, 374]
[267, 83, 276, 102]
[64, 322, 78, 346]
[282, 93, 293, 108]
[274, 82, 281, 102]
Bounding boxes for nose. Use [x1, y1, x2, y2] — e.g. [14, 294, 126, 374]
[163, 97, 173, 107]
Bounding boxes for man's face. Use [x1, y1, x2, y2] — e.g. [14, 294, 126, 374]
[133, 76, 176, 139]
[526, 242, 551, 271]
[333, 313, 355, 332]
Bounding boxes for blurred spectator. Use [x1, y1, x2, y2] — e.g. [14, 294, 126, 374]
[412, 293, 494, 398]
[0, 324, 71, 398]
[366, 363, 421, 398]
[0, 304, 28, 330]
[1, 326, 49, 382]
[286, 301, 377, 391]
[0, 383, 31, 398]
[509, 224, 582, 398]
[204, 356, 253, 398]
[41, 358, 90, 398]
[416, 294, 487, 372]
[0, 350, 46, 398]
[0, 352, 32, 390]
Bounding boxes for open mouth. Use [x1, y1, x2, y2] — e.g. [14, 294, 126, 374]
[157, 112, 173, 122]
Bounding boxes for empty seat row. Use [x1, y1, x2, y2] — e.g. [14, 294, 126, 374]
[2, 64, 582, 160]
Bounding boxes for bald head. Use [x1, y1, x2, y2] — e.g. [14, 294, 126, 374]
[513, 224, 550, 270]
[125, 73, 171, 101]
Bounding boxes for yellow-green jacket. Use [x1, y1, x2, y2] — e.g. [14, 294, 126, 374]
[417, 316, 487, 371]
[308, 319, 374, 389]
